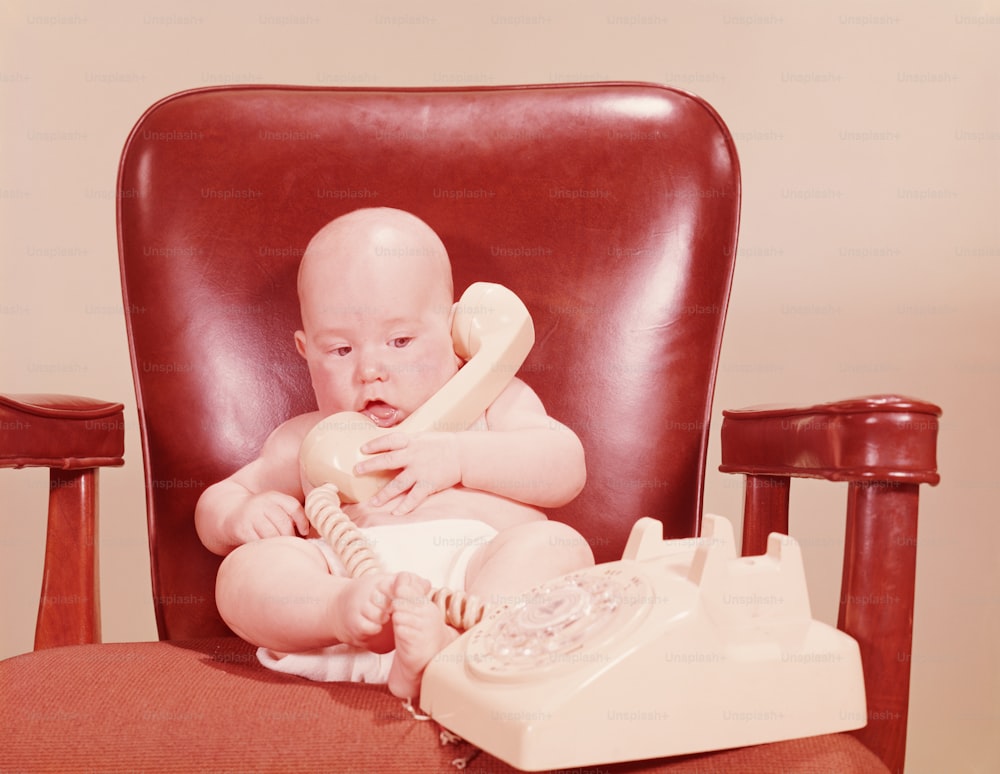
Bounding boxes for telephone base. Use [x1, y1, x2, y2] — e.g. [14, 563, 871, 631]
[420, 514, 866, 771]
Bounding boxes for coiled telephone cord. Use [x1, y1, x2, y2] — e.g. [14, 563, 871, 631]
[304, 483, 488, 630]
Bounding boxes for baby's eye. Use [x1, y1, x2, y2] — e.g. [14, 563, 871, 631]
[389, 337, 413, 349]
[328, 345, 352, 357]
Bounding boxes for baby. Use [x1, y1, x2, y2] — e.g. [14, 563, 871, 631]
[195, 207, 593, 699]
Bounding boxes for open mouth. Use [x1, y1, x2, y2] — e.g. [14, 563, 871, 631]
[360, 400, 401, 428]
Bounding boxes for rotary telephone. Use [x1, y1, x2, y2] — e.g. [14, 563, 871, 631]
[298, 282, 868, 771]
[420, 514, 867, 770]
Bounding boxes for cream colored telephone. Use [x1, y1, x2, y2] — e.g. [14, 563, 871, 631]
[419, 515, 868, 771]
[299, 281, 534, 628]
[300, 281, 534, 504]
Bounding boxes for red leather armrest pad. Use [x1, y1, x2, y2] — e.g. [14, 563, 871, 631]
[719, 394, 941, 484]
[0, 393, 125, 469]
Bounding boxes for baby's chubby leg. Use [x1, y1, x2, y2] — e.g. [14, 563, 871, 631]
[216, 536, 396, 654]
[463, 520, 595, 608]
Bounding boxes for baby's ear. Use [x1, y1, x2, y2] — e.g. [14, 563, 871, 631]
[294, 330, 308, 358]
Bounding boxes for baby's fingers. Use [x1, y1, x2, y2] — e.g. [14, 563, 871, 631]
[247, 517, 283, 541]
[355, 444, 413, 479]
[391, 479, 438, 516]
[268, 493, 310, 537]
[360, 432, 409, 456]
[290, 505, 311, 536]
[368, 472, 414, 509]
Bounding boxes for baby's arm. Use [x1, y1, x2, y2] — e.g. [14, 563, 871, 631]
[458, 378, 586, 506]
[358, 378, 585, 514]
[194, 415, 314, 556]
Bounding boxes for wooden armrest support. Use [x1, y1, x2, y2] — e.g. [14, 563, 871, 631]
[0, 393, 125, 650]
[719, 394, 941, 774]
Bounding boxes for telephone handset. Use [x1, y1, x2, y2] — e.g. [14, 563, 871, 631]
[420, 515, 869, 771]
[300, 282, 535, 504]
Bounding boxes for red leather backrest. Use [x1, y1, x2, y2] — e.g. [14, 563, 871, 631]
[117, 83, 740, 639]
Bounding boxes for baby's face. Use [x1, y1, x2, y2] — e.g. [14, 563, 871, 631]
[295, 213, 459, 424]
[300, 288, 458, 426]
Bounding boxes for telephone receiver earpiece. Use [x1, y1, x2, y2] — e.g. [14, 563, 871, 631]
[300, 282, 535, 503]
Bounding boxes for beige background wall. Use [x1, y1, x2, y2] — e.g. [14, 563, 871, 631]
[2, 1, 997, 771]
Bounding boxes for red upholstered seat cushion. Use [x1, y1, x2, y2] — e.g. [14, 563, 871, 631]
[1, 638, 888, 772]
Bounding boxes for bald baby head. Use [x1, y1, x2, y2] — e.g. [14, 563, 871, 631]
[297, 207, 453, 316]
[293, 208, 461, 416]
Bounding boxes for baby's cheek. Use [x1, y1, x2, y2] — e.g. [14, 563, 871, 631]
[310, 375, 354, 415]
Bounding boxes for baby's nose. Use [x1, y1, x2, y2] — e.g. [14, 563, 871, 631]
[358, 356, 387, 383]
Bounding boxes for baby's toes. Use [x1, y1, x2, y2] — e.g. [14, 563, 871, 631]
[391, 572, 432, 606]
[361, 576, 395, 619]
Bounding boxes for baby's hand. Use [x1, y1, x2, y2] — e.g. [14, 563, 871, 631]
[356, 431, 462, 516]
[229, 491, 310, 545]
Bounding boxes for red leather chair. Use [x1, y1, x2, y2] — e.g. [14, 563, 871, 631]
[0, 83, 939, 773]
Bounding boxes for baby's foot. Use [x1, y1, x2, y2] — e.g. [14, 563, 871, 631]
[387, 573, 458, 700]
[331, 572, 397, 653]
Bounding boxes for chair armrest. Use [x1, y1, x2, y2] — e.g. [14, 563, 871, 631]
[719, 393, 940, 484]
[719, 393, 940, 553]
[0, 393, 125, 649]
[0, 393, 125, 469]
[718, 394, 940, 774]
